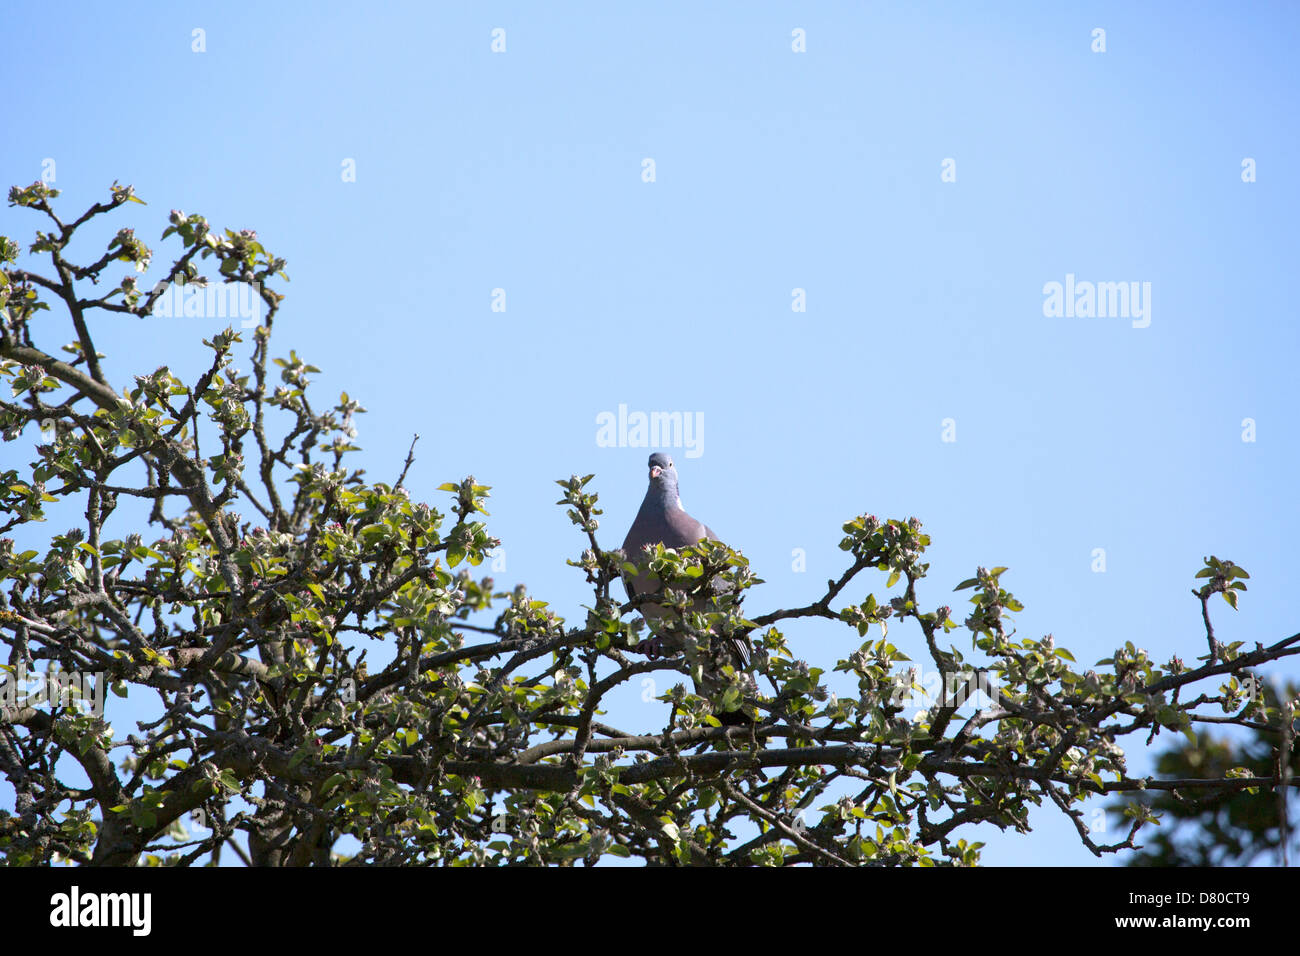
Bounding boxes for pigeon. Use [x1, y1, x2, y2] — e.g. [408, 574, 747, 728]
[621, 453, 754, 723]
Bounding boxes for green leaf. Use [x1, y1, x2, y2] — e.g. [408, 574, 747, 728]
[550, 841, 589, 862]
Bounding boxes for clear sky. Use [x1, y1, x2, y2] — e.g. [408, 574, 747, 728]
[3, 1, 1297, 865]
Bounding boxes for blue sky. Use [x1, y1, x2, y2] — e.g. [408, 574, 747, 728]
[3, 1, 1298, 865]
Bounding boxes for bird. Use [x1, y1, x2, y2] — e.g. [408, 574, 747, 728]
[621, 452, 754, 724]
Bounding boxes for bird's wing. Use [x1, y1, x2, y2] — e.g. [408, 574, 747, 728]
[668, 515, 752, 667]
[623, 501, 708, 593]
[623, 490, 750, 653]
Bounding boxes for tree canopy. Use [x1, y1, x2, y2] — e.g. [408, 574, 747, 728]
[1110, 679, 1298, 867]
[1, 182, 1297, 866]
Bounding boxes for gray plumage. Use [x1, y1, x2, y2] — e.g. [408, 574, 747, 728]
[621, 453, 753, 721]
[622, 454, 715, 588]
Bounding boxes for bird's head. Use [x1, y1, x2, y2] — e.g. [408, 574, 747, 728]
[646, 452, 680, 493]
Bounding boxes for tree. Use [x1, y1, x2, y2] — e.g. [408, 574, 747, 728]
[1, 181, 1297, 866]
[1109, 680, 1299, 867]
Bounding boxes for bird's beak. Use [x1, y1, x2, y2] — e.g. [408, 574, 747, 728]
[649, 466, 662, 480]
